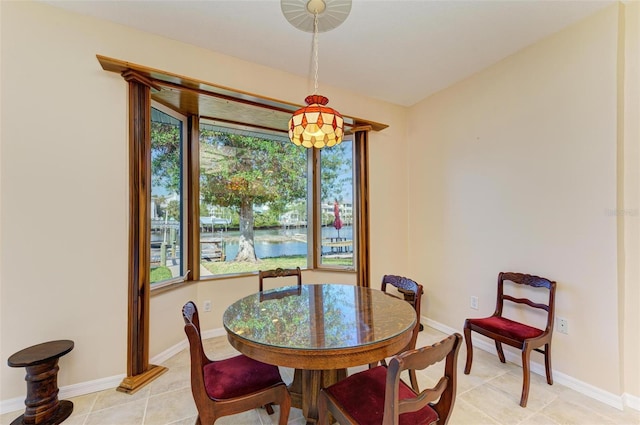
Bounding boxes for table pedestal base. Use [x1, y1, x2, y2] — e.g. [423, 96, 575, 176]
[289, 368, 347, 425]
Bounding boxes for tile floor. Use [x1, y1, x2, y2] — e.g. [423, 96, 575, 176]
[2, 327, 638, 425]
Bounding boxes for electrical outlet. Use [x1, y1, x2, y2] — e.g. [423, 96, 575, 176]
[557, 317, 568, 334]
[470, 296, 479, 310]
[203, 300, 212, 312]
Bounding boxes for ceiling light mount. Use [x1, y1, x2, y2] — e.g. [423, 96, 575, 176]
[281, 0, 352, 33]
[307, 0, 326, 14]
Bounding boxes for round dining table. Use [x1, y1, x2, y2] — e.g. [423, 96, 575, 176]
[223, 283, 416, 425]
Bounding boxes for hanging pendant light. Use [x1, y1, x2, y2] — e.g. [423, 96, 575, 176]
[282, 0, 351, 148]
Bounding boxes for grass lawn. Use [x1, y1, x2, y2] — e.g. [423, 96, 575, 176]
[202, 255, 352, 275]
[151, 256, 353, 284]
[150, 266, 172, 282]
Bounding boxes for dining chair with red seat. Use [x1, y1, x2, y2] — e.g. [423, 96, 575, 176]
[258, 267, 302, 292]
[463, 272, 556, 407]
[318, 333, 462, 425]
[373, 274, 424, 392]
[182, 301, 291, 424]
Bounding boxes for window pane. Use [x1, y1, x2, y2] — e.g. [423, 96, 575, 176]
[320, 139, 355, 269]
[199, 124, 308, 277]
[150, 107, 184, 285]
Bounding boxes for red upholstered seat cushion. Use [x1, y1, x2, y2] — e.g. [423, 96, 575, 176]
[324, 366, 438, 425]
[468, 316, 543, 341]
[203, 354, 283, 400]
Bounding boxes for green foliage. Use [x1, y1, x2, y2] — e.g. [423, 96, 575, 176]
[254, 210, 281, 228]
[199, 130, 307, 208]
[153, 123, 352, 220]
[166, 200, 180, 221]
[150, 266, 172, 283]
[152, 195, 167, 219]
[151, 122, 181, 193]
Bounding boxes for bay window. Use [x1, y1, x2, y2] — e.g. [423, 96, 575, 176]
[149, 105, 358, 286]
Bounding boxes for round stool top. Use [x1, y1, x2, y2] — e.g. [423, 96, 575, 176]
[8, 340, 74, 367]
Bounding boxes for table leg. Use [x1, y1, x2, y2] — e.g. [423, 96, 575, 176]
[288, 369, 347, 425]
[288, 369, 303, 410]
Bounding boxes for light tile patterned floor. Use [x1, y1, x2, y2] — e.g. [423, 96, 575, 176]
[2, 327, 638, 425]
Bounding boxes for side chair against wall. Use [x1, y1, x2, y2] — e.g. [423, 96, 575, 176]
[182, 301, 291, 424]
[463, 272, 557, 408]
[258, 267, 302, 292]
[372, 274, 424, 392]
[318, 333, 462, 425]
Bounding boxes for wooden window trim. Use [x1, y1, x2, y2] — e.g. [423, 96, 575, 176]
[116, 70, 167, 394]
[98, 56, 383, 392]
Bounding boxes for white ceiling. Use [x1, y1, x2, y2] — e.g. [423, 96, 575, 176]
[44, 0, 613, 107]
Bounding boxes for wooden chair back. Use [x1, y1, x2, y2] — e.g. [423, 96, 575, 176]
[318, 333, 462, 425]
[381, 274, 424, 350]
[384, 333, 462, 425]
[495, 272, 556, 332]
[183, 301, 206, 368]
[379, 274, 424, 391]
[258, 267, 302, 292]
[182, 301, 212, 416]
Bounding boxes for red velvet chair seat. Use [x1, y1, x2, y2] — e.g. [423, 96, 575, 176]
[323, 366, 438, 425]
[204, 354, 284, 400]
[467, 316, 543, 342]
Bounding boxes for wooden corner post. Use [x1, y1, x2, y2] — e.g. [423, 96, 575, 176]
[117, 70, 167, 393]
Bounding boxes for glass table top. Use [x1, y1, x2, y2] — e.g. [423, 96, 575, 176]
[223, 284, 416, 351]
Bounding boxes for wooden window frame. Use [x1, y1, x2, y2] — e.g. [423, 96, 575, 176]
[98, 56, 384, 392]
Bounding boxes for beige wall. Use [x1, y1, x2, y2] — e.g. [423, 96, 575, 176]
[407, 2, 638, 401]
[0, 2, 408, 402]
[1, 0, 637, 409]
[622, 0, 640, 400]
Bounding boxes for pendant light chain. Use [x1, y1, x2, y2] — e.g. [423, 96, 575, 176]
[286, 3, 344, 148]
[313, 10, 319, 94]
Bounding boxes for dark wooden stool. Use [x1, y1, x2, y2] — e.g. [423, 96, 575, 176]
[7, 340, 74, 425]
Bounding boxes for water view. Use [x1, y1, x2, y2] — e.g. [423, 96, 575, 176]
[213, 226, 354, 259]
[150, 224, 354, 280]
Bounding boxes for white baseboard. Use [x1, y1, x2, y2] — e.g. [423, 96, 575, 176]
[4, 324, 637, 415]
[423, 317, 636, 412]
[624, 393, 640, 411]
[1, 328, 227, 416]
[1, 373, 126, 415]
[150, 340, 188, 365]
[201, 328, 228, 341]
[150, 328, 227, 365]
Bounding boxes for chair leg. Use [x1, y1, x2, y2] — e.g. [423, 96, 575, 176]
[495, 341, 506, 363]
[520, 348, 531, 408]
[544, 343, 553, 385]
[317, 391, 329, 425]
[264, 403, 275, 415]
[277, 387, 291, 425]
[463, 326, 473, 374]
[197, 407, 216, 425]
